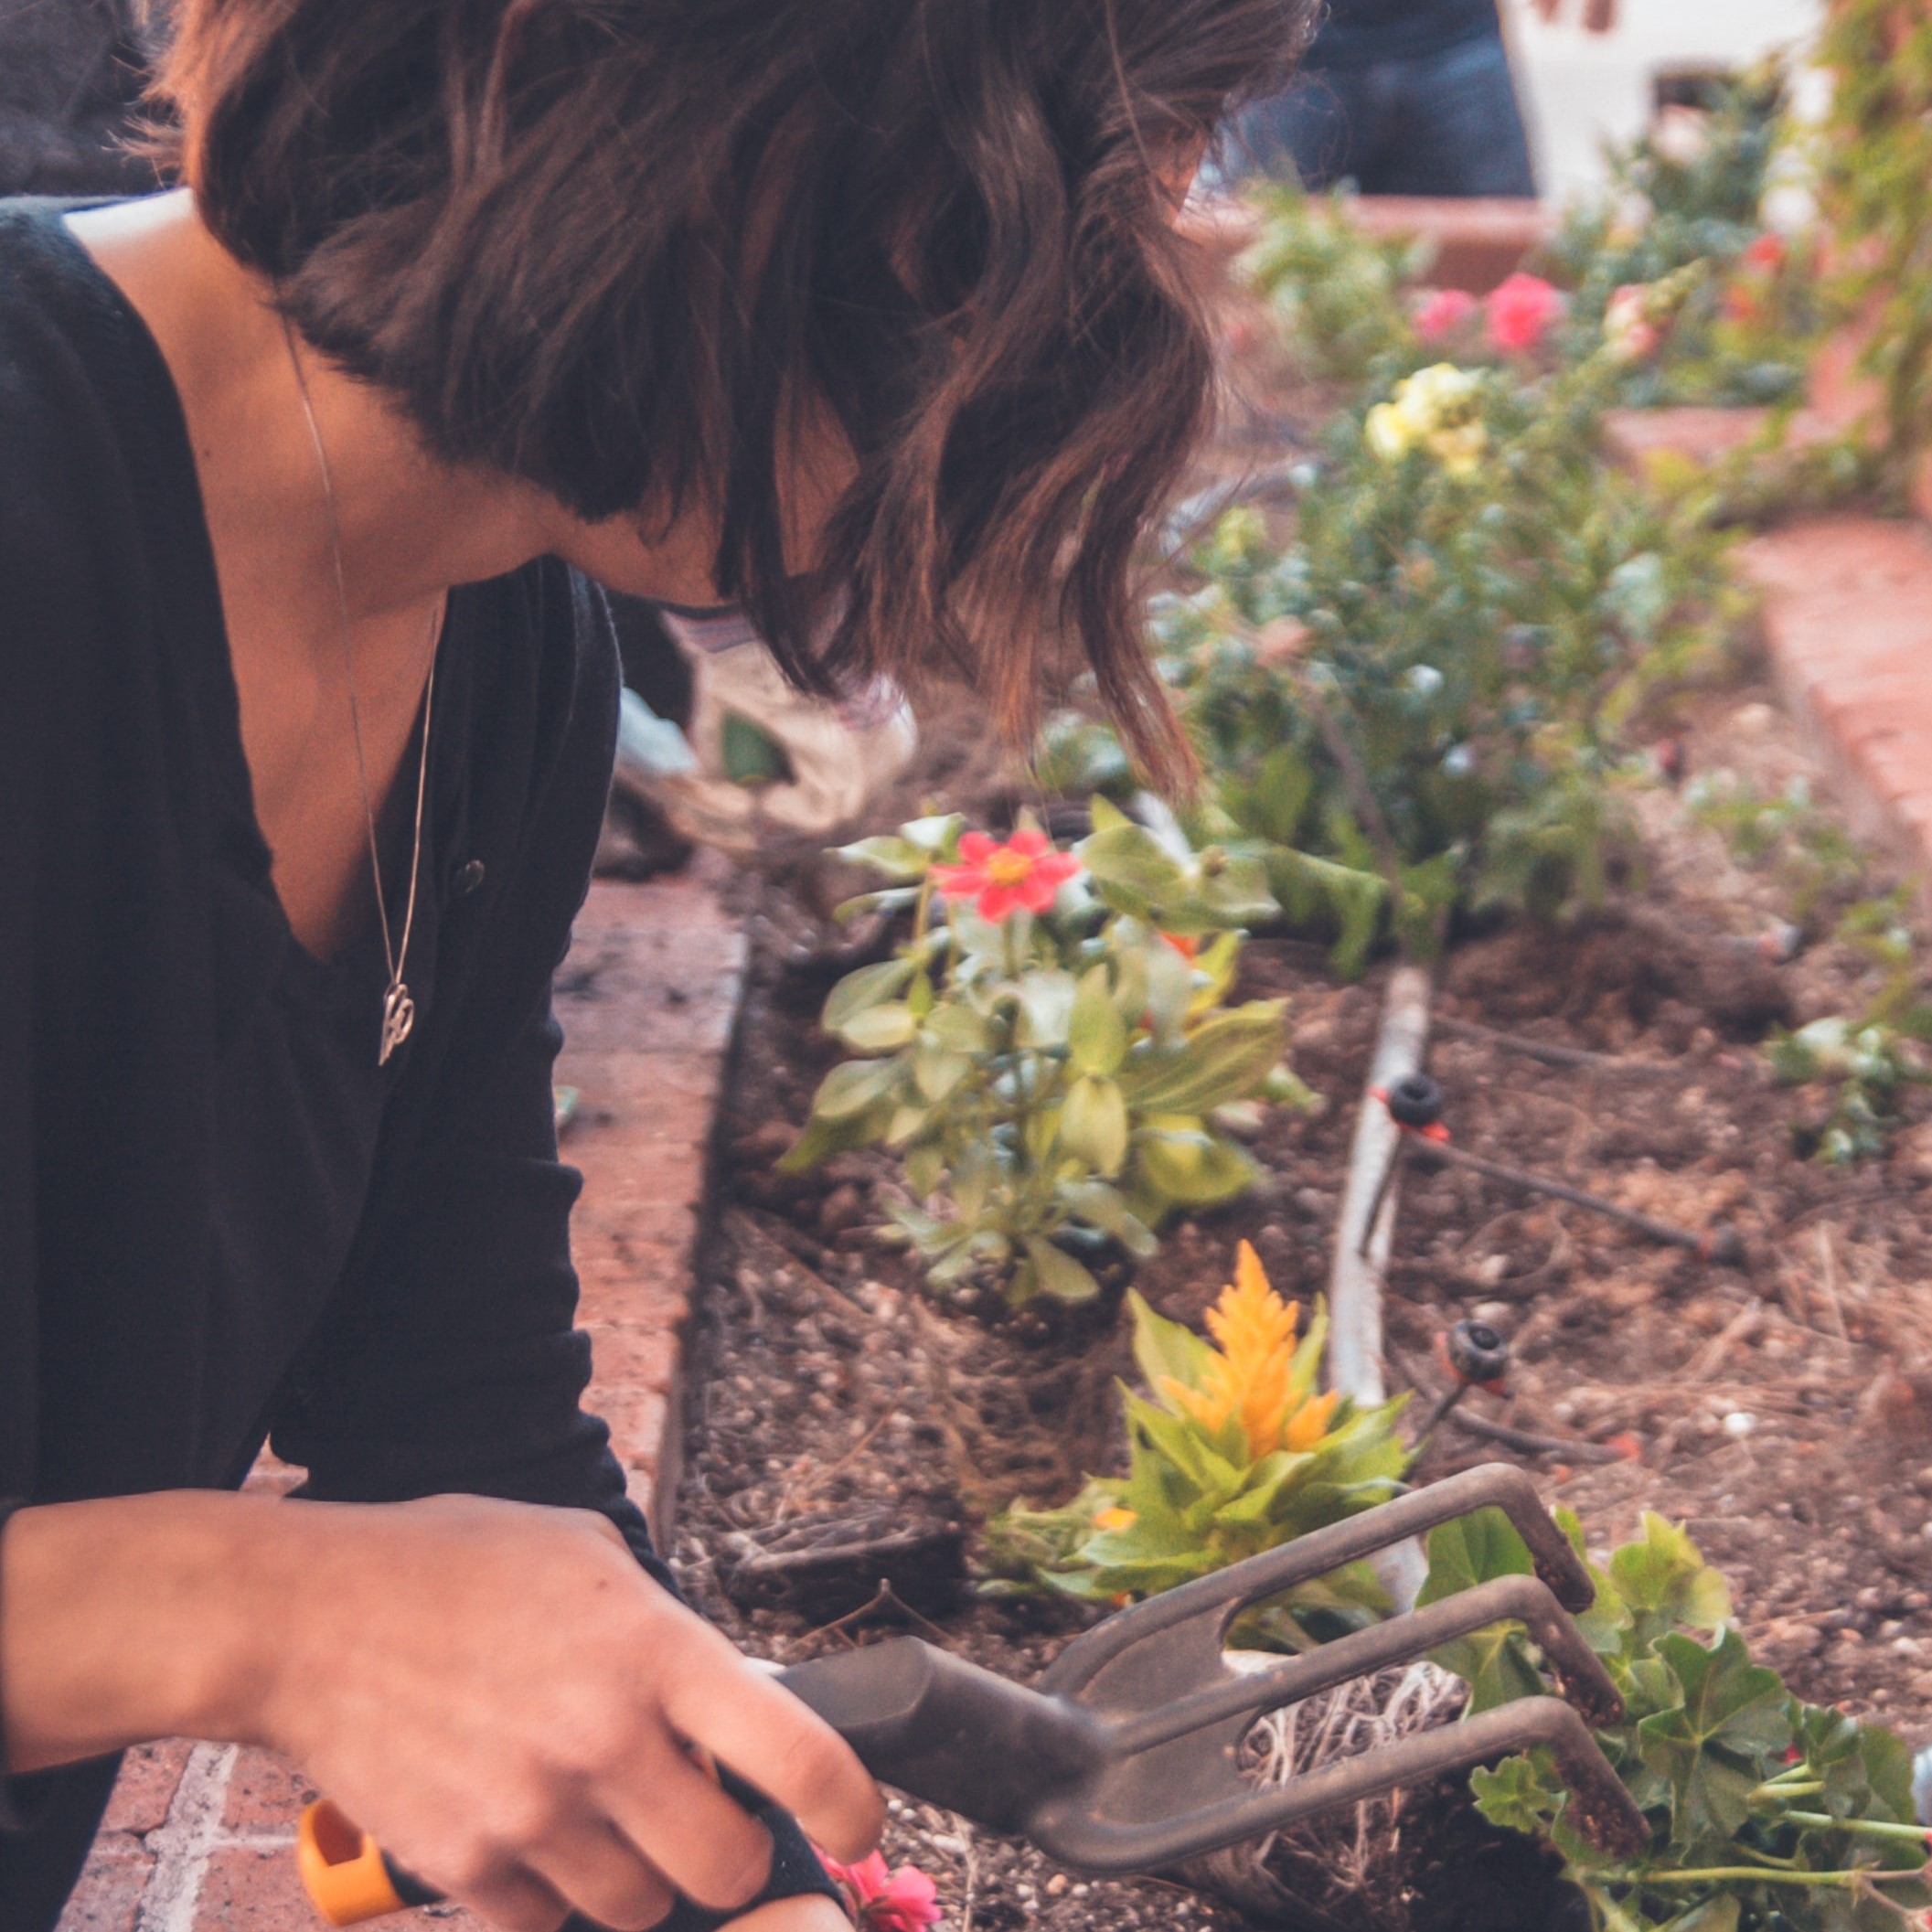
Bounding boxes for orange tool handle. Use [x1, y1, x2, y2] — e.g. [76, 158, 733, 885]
[297, 1800, 440, 1925]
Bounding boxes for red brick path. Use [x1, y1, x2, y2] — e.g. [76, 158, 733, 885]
[1603, 401, 1932, 902]
[58, 869, 746, 1931]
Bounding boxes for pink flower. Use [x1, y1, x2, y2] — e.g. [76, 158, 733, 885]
[1603, 283, 1662, 364]
[930, 828, 1081, 923]
[1413, 287, 1478, 340]
[817, 1850, 944, 1932]
[1483, 272, 1565, 354]
[1743, 231, 1787, 272]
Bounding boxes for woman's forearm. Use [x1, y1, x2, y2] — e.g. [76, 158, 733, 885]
[1, 1491, 290, 1772]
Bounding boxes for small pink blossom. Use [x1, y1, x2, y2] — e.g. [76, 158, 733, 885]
[1743, 231, 1788, 272]
[931, 828, 1081, 923]
[1484, 272, 1565, 354]
[1603, 283, 1662, 363]
[817, 1850, 944, 1932]
[1413, 287, 1478, 340]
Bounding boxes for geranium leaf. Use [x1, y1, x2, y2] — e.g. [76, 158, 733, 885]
[1636, 1630, 1789, 1840]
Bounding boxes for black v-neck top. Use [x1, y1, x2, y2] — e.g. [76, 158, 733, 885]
[0, 201, 838, 1930]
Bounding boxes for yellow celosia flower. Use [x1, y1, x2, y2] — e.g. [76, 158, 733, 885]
[1094, 1507, 1137, 1532]
[1161, 1242, 1340, 1461]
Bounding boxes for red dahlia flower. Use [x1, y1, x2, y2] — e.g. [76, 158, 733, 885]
[931, 828, 1081, 923]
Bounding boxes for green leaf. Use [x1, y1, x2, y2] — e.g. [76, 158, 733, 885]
[1636, 1629, 1790, 1840]
[1060, 1182, 1158, 1256]
[778, 1105, 887, 1174]
[808, 1055, 905, 1122]
[1418, 1509, 1545, 1713]
[1133, 1126, 1260, 1208]
[1119, 1003, 1289, 1114]
[1022, 1237, 1101, 1304]
[1128, 1289, 1217, 1406]
[836, 1002, 918, 1051]
[1070, 966, 1130, 1075]
[1060, 1074, 1130, 1177]
[924, 1004, 992, 1053]
[822, 956, 919, 1032]
[1610, 1514, 1732, 1645]
[1471, 1754, 1564, 1838]
[1859, 1720, 1919, 1828]
[902, 813, 965, 853]
[1014, 970, 1078, 1050]
[833, 835, 933, 882]
[1080, 820, 1187, 919]
[913, 1043, 972, 1102]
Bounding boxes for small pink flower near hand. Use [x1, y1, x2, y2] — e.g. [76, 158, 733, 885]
[931, 828, 1081, 923]
[817, 1850, 945, 1932]
[1413, 287, 1478, 340]
[1484, 272, 1565, 354]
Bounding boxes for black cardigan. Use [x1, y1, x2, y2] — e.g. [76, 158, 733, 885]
[0, 201, 832, 1929]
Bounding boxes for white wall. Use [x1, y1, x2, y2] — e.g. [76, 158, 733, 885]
[1501, 0, 1824, 202]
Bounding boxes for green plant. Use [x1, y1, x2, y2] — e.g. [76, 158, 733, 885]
[785, 808, 1313, 1306]
[1046, 332, 1745, 973]
[1539, 67, 1820, 409]
[1815, 0, 1932, 487]
[1685, 771, 1868, 926]
[986, 1243, 1408, 1639]
[1768, 1016, 1928, 1165]
[1686, 772, 1932, 1161]
[1423, 1507, 1930, 1932]
[1238, 186, 1428, 383]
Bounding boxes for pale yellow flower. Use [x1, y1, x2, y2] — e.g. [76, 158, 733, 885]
[1366, 364, 1487, 476]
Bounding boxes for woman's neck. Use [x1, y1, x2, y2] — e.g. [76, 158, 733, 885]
[66, 190, 558, 626]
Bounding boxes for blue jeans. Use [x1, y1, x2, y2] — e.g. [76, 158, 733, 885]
[1219, 30, 1537, 197]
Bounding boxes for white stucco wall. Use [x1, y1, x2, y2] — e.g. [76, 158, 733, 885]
[1501, 0, 1825, 201]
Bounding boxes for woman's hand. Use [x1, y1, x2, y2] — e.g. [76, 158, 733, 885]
[1, 1491, 881, 1932]
[255, 1495, 879, 1931]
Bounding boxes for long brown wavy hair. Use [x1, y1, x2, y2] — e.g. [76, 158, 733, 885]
[156, 0, 1315, 785]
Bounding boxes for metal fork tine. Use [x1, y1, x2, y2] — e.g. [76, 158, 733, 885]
[1030, 1696, 1651, 1873]
[1041, 1465, 1592, 1699]
[1107, 1571, 1624, 1756]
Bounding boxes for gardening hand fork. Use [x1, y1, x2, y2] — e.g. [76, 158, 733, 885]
[296, 1463, 1647, 1922]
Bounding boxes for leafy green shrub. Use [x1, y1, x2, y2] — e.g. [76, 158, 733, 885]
[1045, 335, 1745, 972]
[1539, 68, 1820, 408]
[1815, 1, 1932, 486]
[1237, 186, 1427, 383]
[1423, 1507, 1928, 1932]
[785, 809, 1313, 1306]
[987, 1244, 1408, 1638]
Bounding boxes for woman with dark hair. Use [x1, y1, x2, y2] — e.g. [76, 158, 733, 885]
[0, 2, 1308, 1927]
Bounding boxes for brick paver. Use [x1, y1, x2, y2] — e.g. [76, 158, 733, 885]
[1738, 514, 1932, 891]
[59, 867, 746, 1931]
[1601, 396, 1932, 903]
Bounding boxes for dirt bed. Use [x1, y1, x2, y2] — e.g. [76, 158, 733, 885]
[669, 679, 1932, 1932]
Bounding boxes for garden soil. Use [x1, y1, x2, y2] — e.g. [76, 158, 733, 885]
[665, 678, 1932, 1932]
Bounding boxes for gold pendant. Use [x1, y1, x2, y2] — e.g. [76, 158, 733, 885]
[379, 981, 416, 1066]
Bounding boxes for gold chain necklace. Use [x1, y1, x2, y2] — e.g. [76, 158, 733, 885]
[280, 311, 442, 1065]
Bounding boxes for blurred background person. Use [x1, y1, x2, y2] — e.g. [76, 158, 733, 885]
[0, 0, 161, 196]
[1217, 0, 1621, 197]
